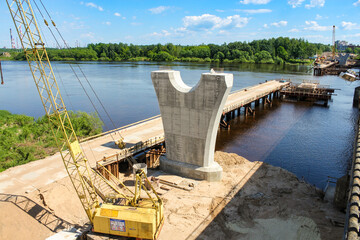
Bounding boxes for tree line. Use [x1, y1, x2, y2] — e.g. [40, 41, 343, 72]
[9, 37, 339, 64]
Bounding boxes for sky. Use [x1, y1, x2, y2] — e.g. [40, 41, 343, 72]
[0, 0, 360, 48]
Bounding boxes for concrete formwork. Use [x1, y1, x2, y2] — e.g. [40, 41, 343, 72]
[151, 70, 233, 181]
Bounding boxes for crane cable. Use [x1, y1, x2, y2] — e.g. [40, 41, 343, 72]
[37, 0, 122, 141]
[31, 0, 110, 169]
[30, 1, 75, 111]
[32, 0, 122, 143]
[0, 60, 4, 85]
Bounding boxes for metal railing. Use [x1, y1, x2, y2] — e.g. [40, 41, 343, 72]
[97, 135, 165, 166]
[80, 114, 161, 143]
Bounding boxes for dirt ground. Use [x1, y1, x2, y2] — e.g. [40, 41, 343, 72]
[0, 151, 345, 240]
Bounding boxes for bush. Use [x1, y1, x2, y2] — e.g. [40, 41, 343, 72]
[254, 51, 274, 64]
[0, 111, 103, 172]
[287, 59, 311, 64]
[274, 56, 284, 65]
[152, 51, 174, 61]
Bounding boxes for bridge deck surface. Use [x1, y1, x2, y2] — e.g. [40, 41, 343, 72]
[0, 80, 288, 194]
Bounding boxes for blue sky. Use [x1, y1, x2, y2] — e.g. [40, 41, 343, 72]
[0, 0, 360, 48]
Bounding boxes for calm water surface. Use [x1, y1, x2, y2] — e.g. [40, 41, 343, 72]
[0, 61, 358, 188]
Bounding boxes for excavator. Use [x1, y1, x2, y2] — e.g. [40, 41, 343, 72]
[5, 0, 164, 239]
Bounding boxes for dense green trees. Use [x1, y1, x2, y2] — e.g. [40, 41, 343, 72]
[0, 110, 103, 172]
[7, 37, 336, 64]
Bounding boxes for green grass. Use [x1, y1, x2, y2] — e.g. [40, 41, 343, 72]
[0, 110, 103, 172]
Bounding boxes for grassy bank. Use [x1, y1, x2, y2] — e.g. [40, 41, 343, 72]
[0, 110, 103, 172]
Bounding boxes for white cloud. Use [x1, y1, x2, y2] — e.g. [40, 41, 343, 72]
[304, 34, 329, 40]
[218, 30, 229, 35]
[288, 0, 305, 8]
[238, 9, 272, 13]
[216, 9, 225, 13]
[114, 12, 121, 17]
[81, 32, 95, 39]
[132, 16, 137, 20]
[131, 22, 142, 26]
[271, 20, 288, 27]
[240, 0, 271, 4]
[150, 30, 171, 37]
[289, 28, 300, 32]
[354, 0, 360, 6]
[83, 2, 104, 11]
[341, 21, 360, 30]
[149, 6, 170, 14]
[263, 23, 269, 28]
[103, 21, 111, 26]
[183, 14, 250, 31]
[315, 14, 328, 20]
[304, 21, 331, 31]
[305, 0, 325, 9]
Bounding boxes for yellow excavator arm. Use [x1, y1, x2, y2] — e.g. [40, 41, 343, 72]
[6, 0, 99, 222]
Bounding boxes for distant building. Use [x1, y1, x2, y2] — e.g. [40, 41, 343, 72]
[336, 40, 360, 51]
[1, 52, 11, 57]
[336, 40, 348, 51]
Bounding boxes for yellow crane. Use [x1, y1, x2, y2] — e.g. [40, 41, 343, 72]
[6, 0, 163, 239]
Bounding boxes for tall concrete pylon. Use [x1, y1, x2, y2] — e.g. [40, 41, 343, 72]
[151, 70, 233, 181]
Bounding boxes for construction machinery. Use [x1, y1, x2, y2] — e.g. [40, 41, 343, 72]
[5, 0, 163, 239]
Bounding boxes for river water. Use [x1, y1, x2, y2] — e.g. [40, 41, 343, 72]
[0, 61, 358, 189]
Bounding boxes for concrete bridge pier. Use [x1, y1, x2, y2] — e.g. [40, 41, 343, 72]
[151, 70, 233, 181]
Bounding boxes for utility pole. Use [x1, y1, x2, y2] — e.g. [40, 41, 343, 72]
[332, 25, 336, 60]
[10, 28, 15, 49]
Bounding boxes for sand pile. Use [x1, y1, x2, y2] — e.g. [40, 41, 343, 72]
[159, 151, 344, 240]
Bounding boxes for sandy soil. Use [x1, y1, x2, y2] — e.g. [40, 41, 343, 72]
[158, 151, 344, 240]
[0, 151, 344, 240]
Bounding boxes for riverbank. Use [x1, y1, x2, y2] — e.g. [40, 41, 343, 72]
[0, 151, 344, 239]
[0, 55, 312, 65]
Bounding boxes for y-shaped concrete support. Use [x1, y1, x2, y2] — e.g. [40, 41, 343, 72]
[151, 70, 233, 181]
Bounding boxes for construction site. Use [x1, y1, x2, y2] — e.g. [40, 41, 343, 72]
[1, 1, 359, 240]
[313, 26, 360, 78]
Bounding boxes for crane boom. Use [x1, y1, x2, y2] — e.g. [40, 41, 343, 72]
[6, 0, 99, 221]
[6, 1, 164, 238]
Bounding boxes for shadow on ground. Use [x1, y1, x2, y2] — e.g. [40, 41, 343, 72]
[0, 193, 74, 232]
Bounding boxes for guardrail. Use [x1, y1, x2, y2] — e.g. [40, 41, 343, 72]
[97, 135, 165, 166]
[80, 114, 161, 143]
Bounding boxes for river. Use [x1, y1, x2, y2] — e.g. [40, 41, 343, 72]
[0, 60, 358, 189]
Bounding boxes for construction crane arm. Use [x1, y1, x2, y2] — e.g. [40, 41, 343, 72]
[7, 1, 164, 238]
[6, 0, 99, 222]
